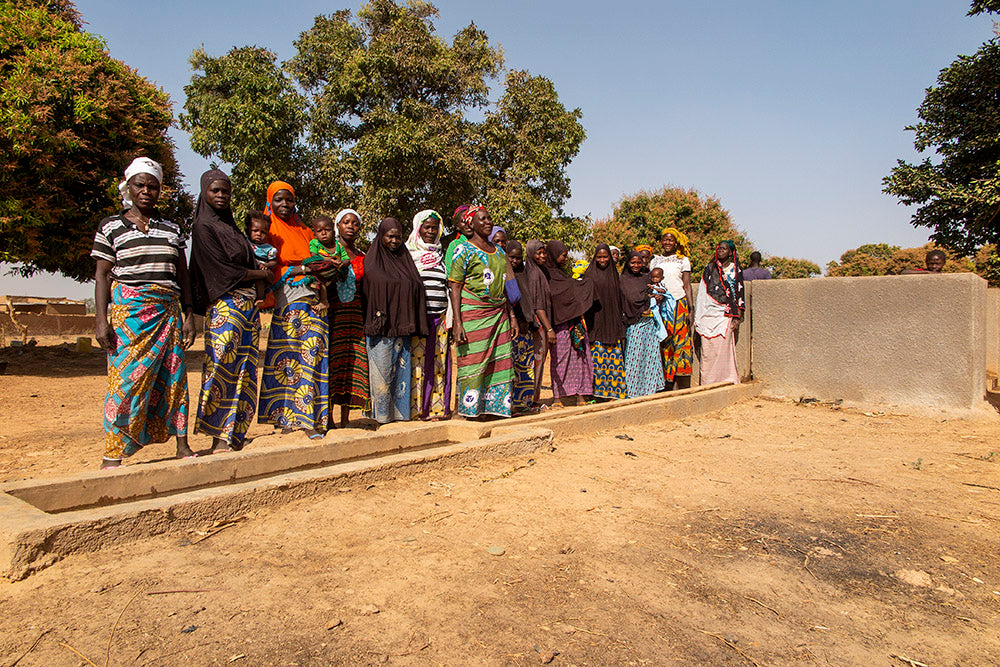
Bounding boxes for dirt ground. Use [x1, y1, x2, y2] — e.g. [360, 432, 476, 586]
[2, 341, 1000, 665]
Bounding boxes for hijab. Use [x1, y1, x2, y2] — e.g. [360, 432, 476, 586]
[189, 169, 256, 315]
[331, 208, 362, 303]
[544, 240, 597, 326]
[265, 181, 313, 278]
[506, 240, 533, 325]
[583, 244, 625, 344]
[488, 226, 506, 243]
[362, 217, 428, 338]
[406, 210, 444, 270]
[620, 250, 652, 326]
[524, 240, 552, 325]
[701, 240, 745, 318]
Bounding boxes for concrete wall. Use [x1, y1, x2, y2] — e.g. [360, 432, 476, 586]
[751, 274, 987, 409]
[987, 288, 999, 381]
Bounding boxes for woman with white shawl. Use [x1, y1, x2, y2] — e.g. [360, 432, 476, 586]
[406, 210, 453, 420]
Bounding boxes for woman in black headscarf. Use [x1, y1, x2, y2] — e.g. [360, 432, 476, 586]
[506, 240, 536, 412]
[189, 169, 272, 452]
[362, 217, 428, 424]
[694, 240, 745, 385]
[544, 240, 597, 406]
[524, 240, 555, 409]
[619, 250, 665, 397]
[583, 244, 627, 401]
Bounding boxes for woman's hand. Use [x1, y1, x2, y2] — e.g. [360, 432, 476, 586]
[181, 313, 196, 349]
[546, 328, 557, 345]
[95, 317, 116, 354]
[454, 323, 468, 344]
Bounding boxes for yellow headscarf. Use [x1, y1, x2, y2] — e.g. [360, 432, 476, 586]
[660, 227, 690, 258]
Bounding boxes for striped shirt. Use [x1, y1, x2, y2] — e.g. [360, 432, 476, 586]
[418, 263, 449, 314]
[91, 213, 186, 292]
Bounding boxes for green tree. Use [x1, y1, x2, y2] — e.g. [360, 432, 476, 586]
[183, 0, 585, 239]
[827, 243, 973, 276]
[969, 1, 1000, 16]
[600, 186, 752, 276]
[1, 0, 189, 281]
[882, 36, 1000, 256]
[180, 46, 309, 224]
[763, 256, 822, 279]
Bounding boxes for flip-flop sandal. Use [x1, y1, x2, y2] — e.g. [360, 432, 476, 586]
[180, 453, 200, 459]
[212, 448, 234, 454]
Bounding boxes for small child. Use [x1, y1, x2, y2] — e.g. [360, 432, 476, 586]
[299, 215, 345, 312]
[648, 266, 675, 342]
[246, 211, 278, 307]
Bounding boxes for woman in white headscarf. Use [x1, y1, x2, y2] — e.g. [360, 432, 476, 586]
[406, 210, 452, 420]
[326, 208, 369, 428]
[90, 157, 196, 468]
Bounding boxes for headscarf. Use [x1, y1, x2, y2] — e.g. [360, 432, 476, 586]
[619, 251, 652, 326]
[524, 240, 552, 326]
[463, 205, 486, 226]
[441, 204, 470, 254]
[118, 157, 163, 207]
[362, 218, 428, 338]
[660, 227, 690, 258]
[544, 240, 597, 326]
[488, 226, 506, 243]
[583, 244, 625, 344]
[701, 240, 745, 318]
[634, 244, 654, 255]
[506, 240, 533, 325]
[265, 181, 313, 280]
[331, 208, 363, 303]
[188, 169, 256, 315]
[406, 210, 444, 269]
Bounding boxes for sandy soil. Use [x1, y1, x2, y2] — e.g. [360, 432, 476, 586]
[2, 342, 1000, 665]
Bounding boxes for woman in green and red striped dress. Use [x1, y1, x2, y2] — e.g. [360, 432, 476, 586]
[448, 206, 516, 418]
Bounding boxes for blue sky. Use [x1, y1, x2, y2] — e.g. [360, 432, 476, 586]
[2, 1, 996, 299]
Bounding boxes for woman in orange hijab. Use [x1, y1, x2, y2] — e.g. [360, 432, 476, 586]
[258, 181, 330, 438]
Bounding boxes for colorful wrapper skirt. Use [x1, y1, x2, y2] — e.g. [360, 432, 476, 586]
[551, 320, 593, 399]
[410, 311, 451, 420]
[259, 299, 330, 431]
[625, 316, 665, 398]
[662, 297, 693, 383]
[329, 297, 369, 410]
[511, 330, 535, 410]
[456, 291, 513, 417]
[367, 335, 412, 424]
[103, 282, 188, 460]
[591, 339, 627, 400]
[195, 290, 260, 449]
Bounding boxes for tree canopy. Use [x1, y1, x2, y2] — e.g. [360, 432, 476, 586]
[762, 257, 822, 279]
[882, 30, 1000, 255]
[826, 243, 975, 277]
[182, 0, 586, 241]
[590, 186, 752, 276]
[1, 0, 188, 281]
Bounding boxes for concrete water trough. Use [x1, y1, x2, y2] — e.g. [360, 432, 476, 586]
[0, 382, 758, 579]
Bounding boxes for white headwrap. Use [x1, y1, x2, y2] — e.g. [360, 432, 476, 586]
[333, 208, 362, 243]
[118, 157, 164, 207]
[405, 209, 443, 269]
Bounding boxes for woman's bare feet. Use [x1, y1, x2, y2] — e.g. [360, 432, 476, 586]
[211, 437, 233, 454]
[176, 437, 197, 459]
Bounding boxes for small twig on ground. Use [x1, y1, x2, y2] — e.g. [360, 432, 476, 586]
[697, 629, 761, 667]
[410, 509, 452, 525]
[191, 518, 244, 544]
[741, 595, 781, 617]
[681, 507, 721, 515]
[820, 537, 849, 553]
[106, 588, 145, 667]
[146, 589, 212, 596]
[791, 477, 877, 486]
[963, 482, 1000, 492]
[890, 654, 929, 667]
[8, 629, 51, 667]
[59, 642, 98, 667]
[856, 514, 897, 519]
[802, 554, 817, 580]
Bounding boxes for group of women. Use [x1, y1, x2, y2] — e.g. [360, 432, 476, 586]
[91, 158, 745, 469]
